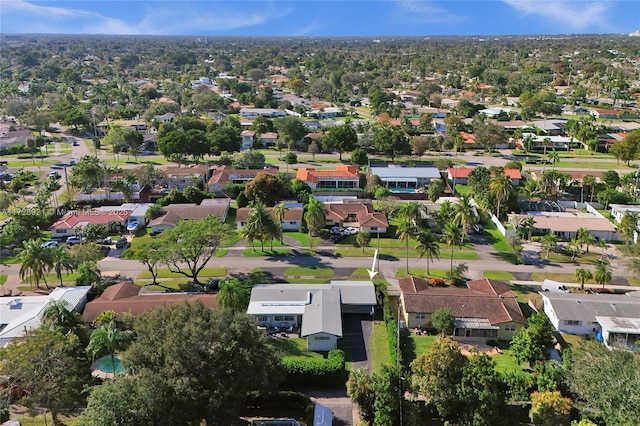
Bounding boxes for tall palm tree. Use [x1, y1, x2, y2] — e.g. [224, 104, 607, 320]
[489, 174, 513, 219]
[245, 202, 272, 251]
[453, 194, 476, 243]
[266, 219, 282, 251]
[415, 230, 440, 275]
[217, 279, 252, 314]
[582, 174, 596, 203]
[49, 245, 76, 287]
[442, 222, 462, 274]
[397, 202, 427, 225]
[304, 196, 326, 237]
[273, 202, 289, 243]
[574, 268, 593, 291]
[396, 218, 418, 274]
[18, 239, 53, 289]
[520, 179, 544, 201]
[523, 216, 536, 241]
[567, 238, 581, 260]
[599, 239, 608, 261]
[594, 260, 612, 289]
[542, 233, 559, 259]
[86, 321, 134, 374]
[548, 149, 560, 171]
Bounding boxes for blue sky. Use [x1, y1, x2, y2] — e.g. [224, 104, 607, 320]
[1, 1, 638, 36]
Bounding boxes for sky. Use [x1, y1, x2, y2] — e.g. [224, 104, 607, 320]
[1, 1, 638, 36]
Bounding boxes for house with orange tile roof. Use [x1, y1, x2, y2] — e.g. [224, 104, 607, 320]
[207, 165, 278, 192]
[398, 277, 526, 341]
[50, 209, 132, 238]
[296, 165, 360, 190]
[324, 201, 388, 234]
[590, 109, 621, 119]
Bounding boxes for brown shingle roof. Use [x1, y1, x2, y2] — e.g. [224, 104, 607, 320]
[399, 277, 526, 325]
[208, 165, 278, 186]
[82, 282, 217, 323]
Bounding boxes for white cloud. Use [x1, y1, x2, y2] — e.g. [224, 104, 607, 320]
[0, 1, 292, 35]
[394, 0, 463, 23]
[503, 0, 611, 31]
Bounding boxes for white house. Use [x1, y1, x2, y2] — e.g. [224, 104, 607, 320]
[610, 204, 640, 224]
[296, 166, 360, 190]
[50, 209, 132, 238]
[0, 286, 91, 347]
[247, 281, 376, 351]
[236, 206, 304, 231]
[239, 108, 286, 118]
[525, 210, 618, 242]
[240, 130, 256, 150]
[369, 165, 440, 192]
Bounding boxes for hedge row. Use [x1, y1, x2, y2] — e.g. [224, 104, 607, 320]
[281, 349, 347, 387]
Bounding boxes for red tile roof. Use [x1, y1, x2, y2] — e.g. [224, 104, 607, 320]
[82, 281, 217, 323]
[296, 166, 359, 184]
[398, 277, 526, 325]
[208, 166, 278, 186]
[51, 210, 132, 230]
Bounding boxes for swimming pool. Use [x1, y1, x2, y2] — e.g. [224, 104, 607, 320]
[97, 357, 124, 374]
[390, 188, 417, 193]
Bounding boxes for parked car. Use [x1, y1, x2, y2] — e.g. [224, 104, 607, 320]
[41, 240, 59, 248]
[541, 279, 571, 293]
[473, 224, 484, 234]
[343, 227, 359, 236]
[205, 278, 222, 292]
[48, 172, 60, 179]
[330, 226, 344, 235]
[115, 237, 129, 249]
[65, 235, 84, 245]
[99, 237, 113, 245]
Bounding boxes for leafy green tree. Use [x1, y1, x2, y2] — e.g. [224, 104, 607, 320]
[396, 217, 418, 274]
[18, 239, 53, 289]
[601, 170, 620, 189]
[374, 126, 410, 161]
[243, 172, 289, 206]
[0, 328, 90, 426]
[356, 231, 371, 253]
[609, 130, 640, 166]
[396, 201, 427, 225]
[273, 116, 306, 146]
[509, 312, 554, 366]
[136, 240, 166, 286]
[217, 278, 252, 314]
[232, 149, 266, 169]
[347, 369, 376, 425]
[304, 196, 326, 237]
[69, 155, 106, 193]
[81, 223, 106, 242]
[323, 124, 357, 161]
[350, 147, 368, 166]
[432, 307, 455, 335]
[458, 352, 506, 425]
[411, 336, 466, 421]
[210, 126, 242, 154]
[347, 365, 401, 426]
[158, 216, 229, 285]
[427, 179, 445, 202]
[121, 304, 282, 425]
[86, 320, 134, 374]
[75, 261, 102, 287]
[618, 211, 639, 245]
[529, 391, 571, 426]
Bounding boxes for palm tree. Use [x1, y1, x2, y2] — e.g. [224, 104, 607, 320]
[217, 279, 252, 314]
[266, 219, 282, 251]
[397, 202, 427, 225]
[574, 268, 593, 291]
[594, 260, 612, 289]
[396, 218, 418, 274]
[548, 149, 560, 171]
[49, 245, 76, 287]
[415, 230, 440, 275]
[442, 222, 462, 274]
[86, 321, 134, 375]
[273, 202, 289, 243]
[582, 174, 596, 203]
[520, 179, 544, 201]
[304, 196, 327, 237]
[453, 194, 476, 243]
[523, 216, 536, 241]
[489, 174, 513, 219]
[599, 239, 608, 261]
[567, 238, 581, 260]
[17, 239, 53, 289]
[542, 233, 558, 259]
[245, 202, 272, 251]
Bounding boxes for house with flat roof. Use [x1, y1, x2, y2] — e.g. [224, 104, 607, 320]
[82, 281, 217, 323]
[0, 286, 91, 347]
[369, 165, 440, 192]
[239, 108, 286, 118]
[148, 200, 230, 233]
[208, 165, 279, 192]
[305, 107, 344, 119]
[236, 206, 304, 231]
[398, 277, 527, 341]
[296, 166, 360, 190]
[541, 291, 640, 351]
[247, 281, 376, 351]
[525, 210, 617, 241]
[609, 204, 640, 224]
[324, 201, 388, 234]
[258, 132, 278, 147]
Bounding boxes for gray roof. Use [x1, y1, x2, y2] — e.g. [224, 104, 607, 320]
[543, 292, 640, 322]
[329, 280, 377, 305]
[300, 289, 343, 337]
[370, 165, 440, 179]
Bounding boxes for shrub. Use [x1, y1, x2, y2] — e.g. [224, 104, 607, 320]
[281, 349, 346, 387]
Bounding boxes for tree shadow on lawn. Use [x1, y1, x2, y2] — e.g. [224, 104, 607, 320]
[490, 251, 521, 265]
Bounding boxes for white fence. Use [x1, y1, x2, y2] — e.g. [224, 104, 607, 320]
[490, 214, 516, 237]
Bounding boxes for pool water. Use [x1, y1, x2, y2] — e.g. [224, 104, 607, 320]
[390, 188, 417, 193]
[97, 357, 124, 374]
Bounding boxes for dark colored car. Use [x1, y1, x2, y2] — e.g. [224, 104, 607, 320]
[115, 237, 129, 249]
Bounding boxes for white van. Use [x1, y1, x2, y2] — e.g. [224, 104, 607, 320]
[541, 279, 571, 293]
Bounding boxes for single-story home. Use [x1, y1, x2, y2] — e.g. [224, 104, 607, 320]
[82, 281, 217, 323]
[0, 286, 91, 347]
[369, 165, 440, 192]
[296, 165, 360, 190]
[324, 201, 388, 234]
[590, 109, 621, 119]
[148, 200, 230, 233]
[50, 209, 132, 238]
[398, 277, 527, 341]
[305, 107, 344, 119]
[258, 132, 278, 147]
[447, 167, 521, 186]
[541, 291, 640, 351]
[236, 206, 304, 231]
[96, 203, 154, 227]
[208, 165, 278, 192]
[530, 119, 568, 136]
[247, 281, 376, 351]
[525, 211, 617, 241]
[239, 108, 287, 118]
[520, 133, 576, 151]
[610, 204, 640, 224]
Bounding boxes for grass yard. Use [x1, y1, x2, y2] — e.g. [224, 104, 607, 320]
[509, 283, 541, 304]
[21, 271, 80, 285]
[335, 246, 478, 259]
[554, 160, 633, 170]
[627, 276, 640, 286]
[492, 349, 526, 374]
[483, 271, 515, 281]
[137, 267, 227, 280]
[285, 232, 311, 247]
[267, 337, 325, 361]
[408, 334, 438, 361]
[242, 248, 291, 257]
[349, 267, 372, 279]
[395, 268, 450, 279]
[0, 275, 7, 285]
[484, 220, 513, 253]
[455, 184, 472, 195]
[283, 266, 334, 278]
[530, 272, 591, 284]
[543, 250, 602, 265]
[370, 321, 391, 373]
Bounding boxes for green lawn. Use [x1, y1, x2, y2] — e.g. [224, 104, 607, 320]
[21, 271, 80, 285]
[409, 334, 438, 361]
[283, 266, 334, 278]
[242, 248, 291, 257]
[455, 184, 472, 195]
[349, 267, 372, 279]
[267, 337, 325, 361]
[543, 250, 602, 265]
[0, 275, 7, 285]
[529, 272, 591, 285]
[335, 246, 478, 259]
[484, 220, 513, 252]
[370, 321, 391, 373]
[285, 232, 311, 247]
[554, 160, 633, 170]
[492, 349, 526, 374]
[483, 271, 516, 281]
[395, 268, 450, 279]
[137, 267, 227, 280]
[509, 283, 542, 303]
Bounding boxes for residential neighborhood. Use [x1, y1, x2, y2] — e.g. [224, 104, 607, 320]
[1, 23, 640, 426]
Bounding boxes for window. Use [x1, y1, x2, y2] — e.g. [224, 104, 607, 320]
[566, 320, 581, 326]
[416, 313, 426, 319]
[256, 316, 268, 322]
[504, 324, 516, 331]
[289, 221, 296, 225]
[314, 336, 330, 340]
[55, 229, 66, 234]
[274, 315, 294, 322]
[370, 227, 377, 231]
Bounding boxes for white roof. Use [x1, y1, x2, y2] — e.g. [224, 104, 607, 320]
[370, 165, 440, 179]
[596, 316, 640, 333]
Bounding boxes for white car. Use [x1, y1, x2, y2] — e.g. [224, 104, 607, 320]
[41, 240, 59, 248]
[343, 227, 359, 236]
[65, 235, 84, 245]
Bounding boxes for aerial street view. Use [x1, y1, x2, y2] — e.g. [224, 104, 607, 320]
[1, 0, 640, 425]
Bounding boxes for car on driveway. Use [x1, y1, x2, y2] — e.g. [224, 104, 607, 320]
[65, 235, 84, 245]
[99, 237, 113, 245]
[48, 172, 61, 180]
[343, 227, 359, 236]
[115, 237, 129, 249]
[41, 240, 59, 248]
[330, 226, 344, 235]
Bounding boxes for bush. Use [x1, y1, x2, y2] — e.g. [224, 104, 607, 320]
[281, 349, 346, 387]
[429, 277, 446, 287]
